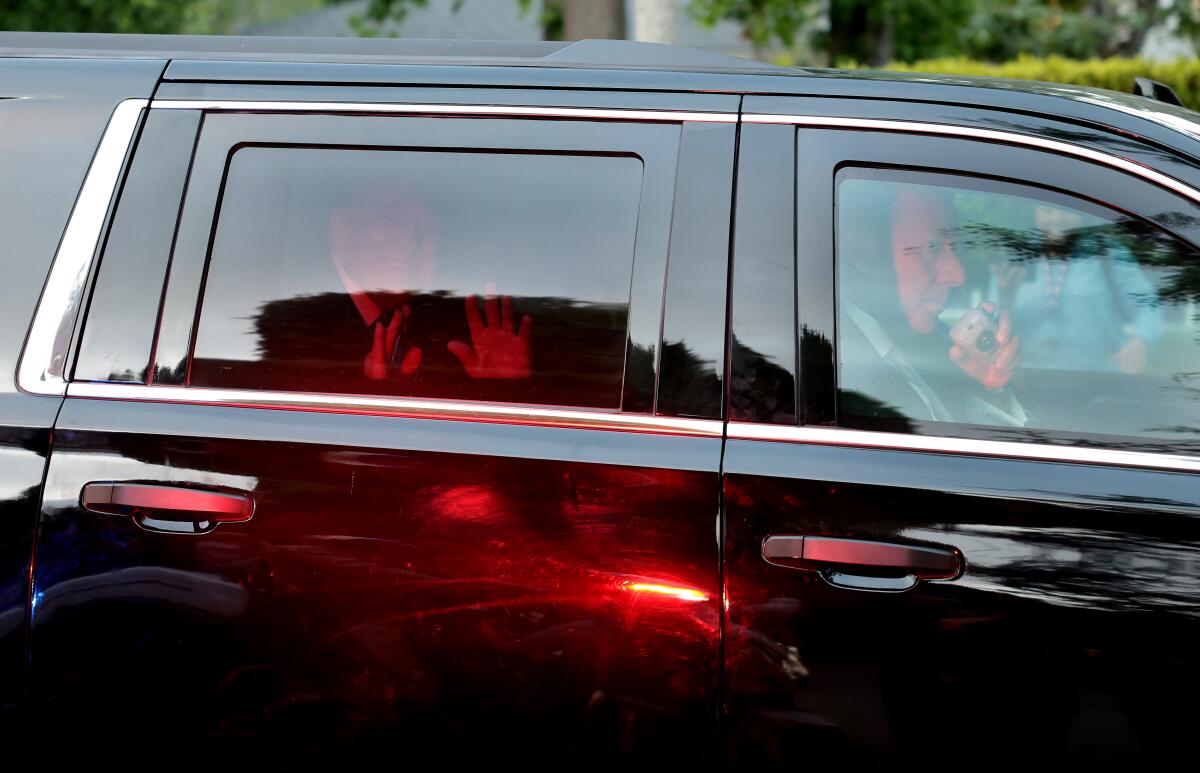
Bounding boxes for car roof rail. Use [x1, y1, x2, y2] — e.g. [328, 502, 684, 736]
[1132, 77, 1185, 107]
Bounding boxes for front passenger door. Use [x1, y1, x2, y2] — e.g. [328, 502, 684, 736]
[725, 101, 1200, 767]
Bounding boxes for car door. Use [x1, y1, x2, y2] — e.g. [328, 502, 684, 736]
[27, 86, 736, 766]
[724, 97, 1200, 767]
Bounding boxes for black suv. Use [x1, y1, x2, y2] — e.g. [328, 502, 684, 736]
[2, 31, 1198, 768]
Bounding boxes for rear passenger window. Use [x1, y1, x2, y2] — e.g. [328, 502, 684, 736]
[835, 167, 1200, 446]
[190, 147, 643, 409]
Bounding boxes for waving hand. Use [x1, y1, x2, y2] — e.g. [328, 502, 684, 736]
[363, 305, 422, 380]
[448, 293, 532, 379]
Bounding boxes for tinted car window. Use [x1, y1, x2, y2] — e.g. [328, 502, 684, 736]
[74, 109, 201, 384]
[190, 146, 643, 408]
[836, 167, 1200, 446]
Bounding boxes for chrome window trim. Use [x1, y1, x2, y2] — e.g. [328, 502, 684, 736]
[733, 113, 1200, 473]
[728, 422, 1200, 474]
[66, 382, 724, 438]
[29, 102, 1200, 472]
[66, 382, 1200, 470]
[1073, 94, 1200, 144]
[742, 113, 1200, 205]
[152, 99, 737, 124]
[17, 98, 149, 396]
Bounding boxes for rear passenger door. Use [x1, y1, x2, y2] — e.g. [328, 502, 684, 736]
[29, 89, 736, 765]
[725, 98, 1200, 767]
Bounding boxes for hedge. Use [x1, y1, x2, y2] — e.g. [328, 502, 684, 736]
[808, 55, 1200, 110]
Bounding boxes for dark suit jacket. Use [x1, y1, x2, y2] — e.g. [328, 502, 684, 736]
[837, 309, 1039, 432]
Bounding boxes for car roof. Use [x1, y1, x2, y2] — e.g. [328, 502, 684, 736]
[4, 31, 1200, 161]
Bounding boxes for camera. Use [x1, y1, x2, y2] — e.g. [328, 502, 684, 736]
[950, 307, 1000, 363]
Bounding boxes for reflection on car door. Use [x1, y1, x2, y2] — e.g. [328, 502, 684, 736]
[30, 94, 736, 766]
[724, 100, 1200, 768]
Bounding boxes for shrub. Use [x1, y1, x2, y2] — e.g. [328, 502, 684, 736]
[858, 55, 1200, 110]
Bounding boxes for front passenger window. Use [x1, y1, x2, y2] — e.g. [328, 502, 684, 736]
[835, 168, 1200, 449]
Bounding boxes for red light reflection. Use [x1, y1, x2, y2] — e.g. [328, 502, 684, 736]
[623, 581, 709, 603]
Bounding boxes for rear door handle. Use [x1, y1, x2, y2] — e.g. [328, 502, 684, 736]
[762, 535, 963, 592]
[81, 482, 254, 535]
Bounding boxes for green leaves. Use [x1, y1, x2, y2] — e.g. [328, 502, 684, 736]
[880, 54, 1200, 109]
[690, 1, 1200, 65]
[688, 0, 814, 49]
[1, 0, 197, 34]
[0, 0, 327, 35]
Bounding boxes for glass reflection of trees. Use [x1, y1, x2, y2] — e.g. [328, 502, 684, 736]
[730, 335, 797, 424]
[949, 208, 1200, 445]
[957, 213, 1200, 309]
[190, 291, 629, 410]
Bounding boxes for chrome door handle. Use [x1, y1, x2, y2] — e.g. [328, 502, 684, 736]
[762, 535, 963, 593]
[81, 482, 254, 535]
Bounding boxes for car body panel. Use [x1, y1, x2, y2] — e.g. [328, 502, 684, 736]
[0, 55, 163, 728]
[27, 85, 733, 765]
[724, 96, 1200, 767]
[35, 398, 723, 764]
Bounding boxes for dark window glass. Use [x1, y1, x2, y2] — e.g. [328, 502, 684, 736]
[190, 147, 644, 409]
[836, 168, 1200, 449]
[75, 109, 200, 383]
[729, 126, 798, 424]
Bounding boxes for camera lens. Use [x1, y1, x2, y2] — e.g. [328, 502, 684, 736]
[976, 329, 998, 353]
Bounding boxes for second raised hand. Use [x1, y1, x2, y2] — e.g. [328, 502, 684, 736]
[364, 305, 421, 380]
[448, 293, 532, 379]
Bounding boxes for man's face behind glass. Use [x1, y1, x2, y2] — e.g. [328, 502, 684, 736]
[330, 194, 439, 296]
[891, 189, 966, 333]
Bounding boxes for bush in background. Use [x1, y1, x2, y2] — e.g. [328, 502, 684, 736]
[858, 55, 1200, 110]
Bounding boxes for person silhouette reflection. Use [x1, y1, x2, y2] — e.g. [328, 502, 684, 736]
[840, 184, 1028, 426]
[328, 188, 533, 387]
